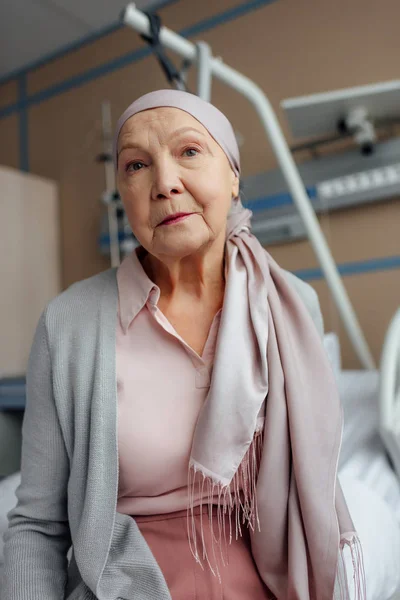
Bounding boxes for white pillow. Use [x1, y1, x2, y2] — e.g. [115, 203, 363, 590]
[0, 471, 20, 564]
[337, 370, 380, 470]
[339, 470, 400, 600]
[322, 332, 381, 471]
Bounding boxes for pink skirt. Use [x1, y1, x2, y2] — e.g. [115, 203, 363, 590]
[134, 506, 272, 599]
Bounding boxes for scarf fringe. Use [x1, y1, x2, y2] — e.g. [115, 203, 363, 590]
[187, 428, 264, 581]
[335, 534, 367, 600]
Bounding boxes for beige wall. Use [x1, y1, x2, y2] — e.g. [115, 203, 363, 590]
[0, 115, 19, 169]
[0, 0, 399, 367]
[0, 80, 19, 169]
[0, 80, 17, 108]
[269, 198, 400, 366]
[312, 270, 399, 369]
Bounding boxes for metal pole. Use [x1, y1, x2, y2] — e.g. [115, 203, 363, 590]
[101, 101, 120, 268]
[122, 3, 376, 369]
[196, 41, 212, 101]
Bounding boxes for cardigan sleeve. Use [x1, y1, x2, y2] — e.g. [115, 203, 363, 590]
[1, 309, 71, 600]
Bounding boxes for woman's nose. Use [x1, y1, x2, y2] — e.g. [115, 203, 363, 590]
[151, 158, 184, 200]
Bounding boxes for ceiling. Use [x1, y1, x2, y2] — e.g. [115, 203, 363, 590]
[0, 0, 166, 81]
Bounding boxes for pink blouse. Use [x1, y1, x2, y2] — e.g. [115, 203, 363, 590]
[116, 247, 222, 516]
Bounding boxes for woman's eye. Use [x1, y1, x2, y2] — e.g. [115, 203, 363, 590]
[126, 162, 145, 172]
[183, 148, 199, 157]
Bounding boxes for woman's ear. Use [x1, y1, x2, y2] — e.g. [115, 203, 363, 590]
[231, 173, 240, 199]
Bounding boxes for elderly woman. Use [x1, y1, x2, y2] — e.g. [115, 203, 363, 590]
[2, 90, 364, 600]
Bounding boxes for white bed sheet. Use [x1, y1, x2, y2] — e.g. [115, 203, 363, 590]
[335, 367, 400, 599]
[338, 469, 400, 600]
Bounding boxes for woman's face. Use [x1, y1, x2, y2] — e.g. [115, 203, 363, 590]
[116, 107, 239, 260]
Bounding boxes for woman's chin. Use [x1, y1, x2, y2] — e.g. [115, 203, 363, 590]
[153, 233, 210, 258]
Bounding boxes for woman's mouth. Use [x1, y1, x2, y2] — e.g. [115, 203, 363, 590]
[159, 213, 193, 226]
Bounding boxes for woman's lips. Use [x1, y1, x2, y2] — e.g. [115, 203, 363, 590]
[159, 213, 193, 226]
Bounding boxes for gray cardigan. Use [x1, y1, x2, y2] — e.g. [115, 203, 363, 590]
[1, 266, 324, 600]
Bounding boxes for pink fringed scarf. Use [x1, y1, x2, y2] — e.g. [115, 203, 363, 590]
[187, 207, 365, 599]
[114, 89, 366, 599]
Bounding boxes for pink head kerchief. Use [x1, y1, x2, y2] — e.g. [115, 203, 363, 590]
[114, 90, 365, 599]
[113, 88, 240, 176]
